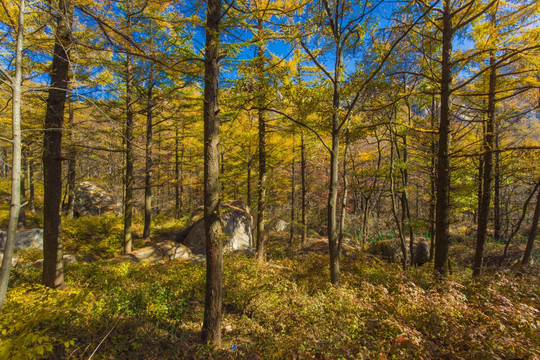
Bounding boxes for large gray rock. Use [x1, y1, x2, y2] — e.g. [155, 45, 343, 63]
[367, 240, 401, 263]
[110, 240, 193, 263]
[74, 181, 121, 217]
[182, 202, 253, 255]
[274, 219, 289, 232]
[0, 253, 19, 268]
[0, 228, 43, 251]
[413, 242, 430, 266]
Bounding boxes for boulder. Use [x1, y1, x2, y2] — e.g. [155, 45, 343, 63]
[367, 240, 403, 263]
[274, 219, 289, 232]
[181, 202, 253, 255]
[111, 240, 193, 263]
[74, 181, 121, 217]
[0, 228, 43, 251]
[413, 242, 430, 266]
[0, 253, 19, 268]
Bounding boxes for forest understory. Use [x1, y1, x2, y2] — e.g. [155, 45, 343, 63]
[1, 201, 539, 359]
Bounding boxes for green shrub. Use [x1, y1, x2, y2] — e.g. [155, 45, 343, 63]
[62, 214, 123, 261]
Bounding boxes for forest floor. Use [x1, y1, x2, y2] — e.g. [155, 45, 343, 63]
[1, 213, 539, 360]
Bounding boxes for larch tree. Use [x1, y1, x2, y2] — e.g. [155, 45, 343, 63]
[299, 0, 431, 284]
[0, 0, 25, 311]
[42, 0, 73, 288]
[201, 0, 223, 346]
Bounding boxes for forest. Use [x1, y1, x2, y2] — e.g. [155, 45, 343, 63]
[0, 0, 539, 358]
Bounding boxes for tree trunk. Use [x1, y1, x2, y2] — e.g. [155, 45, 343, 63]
[201, 0, 222, 346]
[300, 129, 307, 247]
[123, 8, 134, 254]
[64, 95, 76, 218]
[429, 94, 437, 260]
[0, 0, 25, 311]
[434, 0, 452, 277]
[255, 18, 267, 262]
[473, 49, 496, 277]
[389, 119, 408, 270]
[338, 125, 350, 261]
[175, 126, 180, 218]
[143, 66, 154, 239]
[289, 132, 295, 246]
[500, 181, 540, 265]
[42, 0, 72, 289]
[521, 186, 540, 265]
[28, 158, 35, 213]
[493, 124, 501, 241]
[328, 127, 340, 284]
[247, 156, 252, 210]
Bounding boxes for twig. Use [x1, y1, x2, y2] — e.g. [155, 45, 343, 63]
[88, 318, 120, 360]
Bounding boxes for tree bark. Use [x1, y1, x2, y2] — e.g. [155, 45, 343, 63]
[201, 0, 222, 346]
[247, 156, 252, 211]
[473, 49, 497, 277]
[521, 186, 540, 265]
[434, 0, 452, 277]
[143, 66, 154, 239]
[289, 132, 295, 246]
[389, 118, 408, 270]
[493, 123, 501, 241]
[300, 129, 307, 247]
[123, 7, 134, 254]
[64, 95, 76, 218]
[255, 18, 267, 262]
[42, 0, 73, 289]
[429, 94, 437, 260]
[500, 181, 540, 265]
[28, 157, 35, 213]
[0, 0, 25, 311]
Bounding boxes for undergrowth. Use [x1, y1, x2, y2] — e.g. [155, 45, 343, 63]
[2, 246, 539, 359]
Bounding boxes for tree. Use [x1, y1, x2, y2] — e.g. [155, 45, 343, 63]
[42, 0, 73, 289]
[0, 0, 25, 311]
[521, 185, 540, 265]
[201, 0, 223, 346]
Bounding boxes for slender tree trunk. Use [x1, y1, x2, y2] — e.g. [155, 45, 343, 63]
[500, 181, 540, 265]
[0, 0, 25, 311]
[434, 0, 453, 277]
[201, 0, 222, 346]
[143, 66, 154, 239]
[255, 18, 267, 262]
[473, 49, 497, 277]
[475, 120, 485, 226]
[42, 0, 72, 289]
[338, 125, 350, 258]
[175, 126, 180, 218]
[301, 129, 307, 247]
[65, 95, 76, 218]
[389, 120, 408, 270]
[327, 39, 344, 285]
[246, 156, 252, 210]
[521, 186, 540, 265]
[289, 133, 295, 246]
[123, 8, 134, 254]
[429, 94, 437, 259]
[28, 158, 34, 213]
[493, 124, 501, 241]
[328, 127, 340, 284]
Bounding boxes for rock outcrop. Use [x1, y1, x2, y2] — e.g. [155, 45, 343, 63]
[0, 228, 43, 251]
[181, 201, 253, 254]
[74, 181, 121, 217]
[413, 242, 430, 266]
[111, 240, 193, 263]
